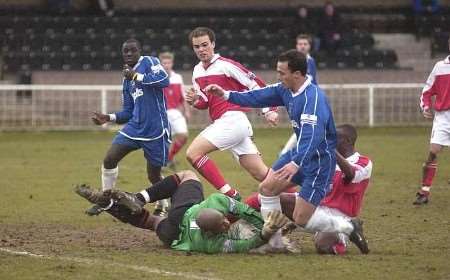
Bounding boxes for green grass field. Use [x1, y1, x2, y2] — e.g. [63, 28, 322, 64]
[1, 127, 449, 280]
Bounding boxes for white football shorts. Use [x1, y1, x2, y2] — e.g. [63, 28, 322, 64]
[200, 111, 259, 157]
[167, 109, 188, 135]
[430, 110, 450, 146]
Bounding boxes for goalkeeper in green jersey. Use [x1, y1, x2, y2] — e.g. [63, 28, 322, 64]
[75, 170, 290, 254]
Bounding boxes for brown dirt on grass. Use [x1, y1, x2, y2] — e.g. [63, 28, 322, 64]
[0, 222, 168, 255]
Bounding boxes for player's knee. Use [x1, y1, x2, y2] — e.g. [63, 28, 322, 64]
[103, 154, 118, 169]
[186, 148, 202, 164]
[258, 181, 278, 196]
[177, 170, 199, 183]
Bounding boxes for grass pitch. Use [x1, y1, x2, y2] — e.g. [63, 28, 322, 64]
[1, 127, 449, 280]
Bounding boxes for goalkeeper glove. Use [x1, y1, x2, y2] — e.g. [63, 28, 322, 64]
[261, 210, 291, 241]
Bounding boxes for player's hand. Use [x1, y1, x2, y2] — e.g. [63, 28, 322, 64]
[273, 162, 299, 182]
[203, 84, 225, 97]
[422, 107, 433, 119]
[264, 111, 279, 127]
[185, 87, 198, 105]
[91, 111, 110, 125]
[123, 64, 136, 80]
[261, 210, 291, 241]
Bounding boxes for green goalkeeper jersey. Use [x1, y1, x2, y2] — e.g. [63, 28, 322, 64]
[171, 193, 265, 253]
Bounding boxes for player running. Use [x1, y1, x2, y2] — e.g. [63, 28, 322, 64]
[205, 49, 369, 254]
[414, 36, 450, 205]
[185, 27, 278, 200]
[159, 52, 190, 170]
[90, 39, 170, 216]
[246, 124, 373, 254]
[75, 170, 290, 253]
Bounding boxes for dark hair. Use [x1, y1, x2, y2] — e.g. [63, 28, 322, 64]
[188, 27, 216, 45]
[278, 49, 307, 76]
[296, 34, 312, 44]
[337, 124, 357, 145]
[123, 38, 142, 50]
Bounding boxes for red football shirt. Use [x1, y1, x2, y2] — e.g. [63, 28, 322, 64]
[163, 71, 184, 110]
[320, 152, 372, 217]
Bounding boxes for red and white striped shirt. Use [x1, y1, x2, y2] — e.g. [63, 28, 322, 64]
[163, 71, 184, 110]
[420, 55, 450, 112]
[192, 54, 266, 121]
[320, 152, 372, 218]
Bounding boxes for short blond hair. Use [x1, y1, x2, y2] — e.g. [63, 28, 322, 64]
[159, 52, 174, 61]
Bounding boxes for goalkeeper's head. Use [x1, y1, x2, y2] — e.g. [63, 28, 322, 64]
[196, 208, 231, 235]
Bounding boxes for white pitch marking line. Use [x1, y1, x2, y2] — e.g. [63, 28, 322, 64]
[0, 247, 221, 280]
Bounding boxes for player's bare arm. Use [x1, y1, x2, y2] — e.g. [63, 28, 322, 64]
[91, 111, 110, 125]
[336, 151, 355, 183]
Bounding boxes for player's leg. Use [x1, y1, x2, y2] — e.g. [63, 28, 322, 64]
[314, 232, 347, 255]
[167, 110, 189, 169]
[102, 134, 139, 191]
[258, 151, 302, 220]
[245, 192, 296, 219]
[142, 134, 171, 216]
[186, 131, 240, 199]
[239, 154, 269, 182]
[414, 143, 443, 205]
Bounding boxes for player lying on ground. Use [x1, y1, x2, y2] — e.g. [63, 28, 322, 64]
[205, 49, 369, 254]
[246, 124, 373, 254]
[75, 170, 291, 254]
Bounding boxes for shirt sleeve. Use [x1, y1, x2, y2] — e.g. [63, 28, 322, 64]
[308, 58, 318, 85]
[115, 80, 134, 124]
[134, 57, 169, 88]
[420, 62, 438, 110]
[199, 233, 265, 254]
[191, 76, 209, 110]
[227, 84, 284, 108]
[342, 160, 373, 194]
[291, 87, 330, 166]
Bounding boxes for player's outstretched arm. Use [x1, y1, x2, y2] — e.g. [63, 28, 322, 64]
[336, 151, 355, 183]
[91, 111, 110, 125]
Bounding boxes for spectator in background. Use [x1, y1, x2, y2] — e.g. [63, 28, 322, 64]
[318, 2, 343, 54]
[292, 5, 319, 51]
[413, 0, 440, 40]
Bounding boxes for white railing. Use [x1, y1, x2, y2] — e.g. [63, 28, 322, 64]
[0, 83, 428, 131]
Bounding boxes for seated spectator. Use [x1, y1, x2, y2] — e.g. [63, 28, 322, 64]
[292, 5, 320, 52]
[318, 2, 343, 54]
[413, 0, 440, 40]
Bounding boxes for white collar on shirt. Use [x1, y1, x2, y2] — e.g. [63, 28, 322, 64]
[444, 55, 450, 64]
[133, 56, 144, 70]
[291, 75, 312, 97]
[202, 53, 221, 69]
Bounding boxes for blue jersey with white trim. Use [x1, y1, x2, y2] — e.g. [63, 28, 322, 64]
[115, 56, 170, 141]
[227, 78, 336, 168]
[307, 55, 318, 85]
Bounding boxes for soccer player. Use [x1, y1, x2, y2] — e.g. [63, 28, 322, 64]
[414, 36, 450, 205]
[184, 27, 279, 200]
[159, 52, 190, 170]
[75, 170, 290, 254]
[245, 124, 373, 254]
[205, 49, 369, 254]
[90, 39, 170, 216]
[279, 33, 318, 156]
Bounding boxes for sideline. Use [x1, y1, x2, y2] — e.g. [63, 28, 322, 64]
[0, 247, 221, 280]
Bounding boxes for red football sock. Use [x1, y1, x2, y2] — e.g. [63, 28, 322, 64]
[193, 155, 231, 191]
[168, 138, 187, 161]
[421, 161, 437, 195]
[244, 192, 261, 211]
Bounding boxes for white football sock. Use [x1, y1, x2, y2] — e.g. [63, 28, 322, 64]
[101, 165, 118, 191]
[259, 194, 281, 221]
[304, 207, 354, 235]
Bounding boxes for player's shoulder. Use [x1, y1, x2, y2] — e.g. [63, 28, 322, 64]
[433, 55, 450, 69]
[217, 56, 249, 72]
[355, 153, 372, 168]
[170, 71, 183, 83]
